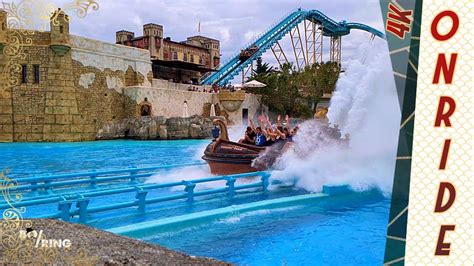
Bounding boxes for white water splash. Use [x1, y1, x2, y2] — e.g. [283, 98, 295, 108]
[146, 41, 398, 195]
[270, 40, 400, 195]
[228, 124, 247, 142]
[147, 126, 253, 191]
[146, 164, 222, 191]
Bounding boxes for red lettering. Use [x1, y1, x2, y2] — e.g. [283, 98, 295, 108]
[435, 225, 455, 255]
[386, 3, 412, 39]
[439, 139, 451, 170]
[434, 182, 456, 213]
[434, 96, 456, 127]
[388, 3, 412, 24]
[387, 20, 411, 39]
[429, 10, 460, 260]
[431, 11, 459, 41]
[433, 54, 457, 84]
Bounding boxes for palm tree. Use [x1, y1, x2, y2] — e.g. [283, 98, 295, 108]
[249, 57, 274, 82]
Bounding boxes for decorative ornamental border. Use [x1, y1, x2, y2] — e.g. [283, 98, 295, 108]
[379, 1, 423, 265]
[0, 0, 98, 263]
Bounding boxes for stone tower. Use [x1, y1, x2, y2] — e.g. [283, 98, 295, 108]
[143, 23, 163, 59]
[44, 9, 91, 141]
[116, 30, 134, 44]
[49, 8, 70, 56]
[207, 39, 220, 69]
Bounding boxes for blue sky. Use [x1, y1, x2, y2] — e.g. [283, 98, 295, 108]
[50, 0, 385, 67]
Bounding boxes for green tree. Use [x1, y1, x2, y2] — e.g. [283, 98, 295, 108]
[250, 60, 340, 118]
[249, 57, 274, 82]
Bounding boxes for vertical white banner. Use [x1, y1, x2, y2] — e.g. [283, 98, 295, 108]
[405, 1, 473, 265]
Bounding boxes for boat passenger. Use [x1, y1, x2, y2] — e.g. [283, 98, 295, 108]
[274, 115, 287, 141]
[283, 127, 292, 142]
[255, 114, 275, 146]
[282, 115, 295, 141]
[265, 128, 276, 146]
[275, 126, 287, 142]
[255, 127, 267, 147]
[239, 126, 256, 145]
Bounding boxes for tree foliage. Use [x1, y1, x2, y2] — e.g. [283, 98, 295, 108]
[249, 61, 340, 118]
[249, 57, 274, 81]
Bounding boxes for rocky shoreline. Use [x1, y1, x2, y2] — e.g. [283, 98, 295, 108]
[96, 115, 222, 140]
[0, 219, 229, 265]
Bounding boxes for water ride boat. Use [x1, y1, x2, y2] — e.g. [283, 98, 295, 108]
[202, 119, 266, 175]
[202, 111, 349, 175]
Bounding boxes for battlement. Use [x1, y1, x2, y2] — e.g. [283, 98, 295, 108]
[143, 23, 163, 38]
[116, 30, 135, 43]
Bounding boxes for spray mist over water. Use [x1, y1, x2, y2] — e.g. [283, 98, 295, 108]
[147, 124, 249, 190]
[147, 41, 398, 195]
[270, 41, 400, 195]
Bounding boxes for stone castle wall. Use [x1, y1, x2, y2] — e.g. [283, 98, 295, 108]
[0, 12, 262, 142]
[124, 87, 262, 125]
[0, 29, 153, 142]
[70, 35, 153, 138]
[71, 35, 153, 89]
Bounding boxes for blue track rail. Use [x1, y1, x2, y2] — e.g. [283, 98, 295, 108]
[200, 8, 385, 86]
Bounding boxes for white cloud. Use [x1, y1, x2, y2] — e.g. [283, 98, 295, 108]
[50, 0, 385, 67]
[217, 27, 231, 43]
[244, 30, 260, 42]
[131, 15, 143, 29]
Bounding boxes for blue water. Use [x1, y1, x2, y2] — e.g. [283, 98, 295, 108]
[0, 140, 207, 178]
[146, 192, 389, 265]
[0, 140, 390, 265]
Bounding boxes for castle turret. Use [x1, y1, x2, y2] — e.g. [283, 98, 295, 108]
[116, 30, 134, 44]
[0, 9, 7, 49]
[143, 23, 163, 59]
[207, 39, 220, 69]
[49, 8, 70, 56]
[143, 23, 162, 38]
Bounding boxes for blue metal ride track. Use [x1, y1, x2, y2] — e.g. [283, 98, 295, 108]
[200, 9, 385, 86]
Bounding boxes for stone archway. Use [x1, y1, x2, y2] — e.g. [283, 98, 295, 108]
[137, 98, 153, 117]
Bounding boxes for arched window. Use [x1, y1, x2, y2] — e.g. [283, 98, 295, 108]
[139, 98, 152, 116]
[183, 53, 188, 62]
[140, 104, 151, 116]
[173, 51, 178, 60]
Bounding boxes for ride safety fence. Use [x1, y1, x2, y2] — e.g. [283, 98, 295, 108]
[2, 163, 271, 224]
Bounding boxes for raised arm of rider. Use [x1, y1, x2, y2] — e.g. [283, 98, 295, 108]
[249, 118, 256, 131]
[275, 127, 286, 139]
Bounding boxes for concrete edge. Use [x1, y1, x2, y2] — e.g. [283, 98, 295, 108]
[108, 193, 329, 237]
[108, 184, 356, 238]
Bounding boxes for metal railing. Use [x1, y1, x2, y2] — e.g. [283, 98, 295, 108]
[3, 171, 271, 223]
[10, 162, 205, 195]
